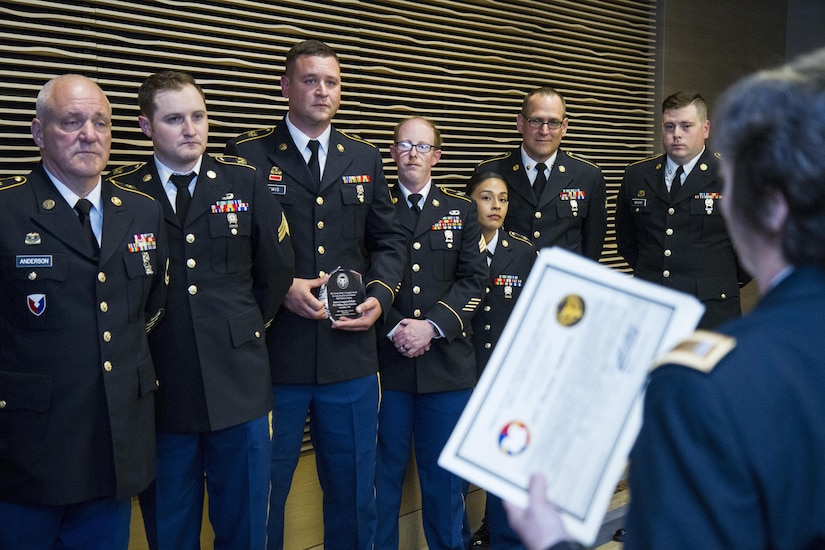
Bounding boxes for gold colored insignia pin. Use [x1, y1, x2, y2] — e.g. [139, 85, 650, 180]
[42, 199, 55, 210]
[270, 166, 282, 175]
[432, 199, 440, 207]
[656, 163, 662, 170]
[207, 170, 217, 179]
[111, 196, 122, 206]
[700, 163, 708, 171]
[638, 190, 645, 197]
[143, 174, 152, 182]
[558, 165, 566, 173]
[279, 143, 288, 151]
[337, 144, 344, 152]
[502, 239, 509, 248]
[513, 164, 520, 171]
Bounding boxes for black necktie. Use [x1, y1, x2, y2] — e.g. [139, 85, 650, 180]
[308, 140, 321, 187]
[486, 249, 494, 266]
[74, 198, 99, 254]
[533, 162, 548, 200]
[669, 165, 684, 200]
[408, 193, 422, 220]
[170, 172, 196, 223]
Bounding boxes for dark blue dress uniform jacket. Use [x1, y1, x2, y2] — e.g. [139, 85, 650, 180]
[377, 184, 489, 394]
[615, 150, 748, 329]
[0, 165, 168, 505]
[471, 229, 536, 378]
[109, 154, 294, 432]
[476, 148, 607, 261]
[226, 122, 406, 385]
[627, 266, 825, 549]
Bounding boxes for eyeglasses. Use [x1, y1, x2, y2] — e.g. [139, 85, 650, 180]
[395, 141, 439, 154]
[526, 118, 565, 130]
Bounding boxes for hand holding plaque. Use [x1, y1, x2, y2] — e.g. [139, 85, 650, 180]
[319, 267, 366, 322]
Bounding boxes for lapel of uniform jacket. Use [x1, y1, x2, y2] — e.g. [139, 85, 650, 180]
[489, 228, 514, 275]
[319, 129, 354, 194]
[29, 164, 99, 261]
[189, 155, 232, 225]
[643, 154, 669, 203]
[674, 149, 716, 202]
[507, 148, 536, 209]
[98, 179, 137, 267]
[267, 124, 315, 193]
[135, 162, 178, 229]
[392, 184, 418, 233]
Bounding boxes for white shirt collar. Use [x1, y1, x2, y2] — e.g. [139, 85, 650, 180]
[44, 166, 103, 214]
[521, 148, 558, 174]
[399, 180, 433, 208]
[285, 114, 332, 162]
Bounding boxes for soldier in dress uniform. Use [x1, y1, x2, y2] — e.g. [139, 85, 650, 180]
[503, 47, 825, 550]
[475, 87, 607, 261]
[224, 40, 406, 550]
[375, 117, 489, 550]
[108, 70, 294, 549]
[0, 74, 168, 549]
[465, 171, 536, 550]
[615, 91, 749, 330]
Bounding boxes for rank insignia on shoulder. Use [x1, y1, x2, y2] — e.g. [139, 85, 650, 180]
[652, 330, 736, 373]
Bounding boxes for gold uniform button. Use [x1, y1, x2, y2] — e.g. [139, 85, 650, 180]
[412, 263, 420, 272]
[485, 287, 491, 294]
[188, 285, 198, 295]
[28, 272, 37, 280]
[484, 305, 491, 312]
[316, 196, 324, 205]
[663, 270, 671, 278]
[413, 286, 421, 294]
[413, 242, 422, 250]
[103, 331, 112, 342]
[484, 324, 491, 331]
[413, 309, 422, 318]
[668, 208, 676, 215]
[317, 246, 325, 255]
[104, 361, 113, 372]
[720, 293, 727, 299]
[186, 233, 196, 243]
[0, 400, 6, 408]
[319, 271, 326, 278]
[666, 228, 674, 236]
[534, 211, 542, 219]
[231, 228, 238, 236]
[255, 331, 261, 338]
[100, 301, 108, 313]
[664, 249, 672, 257]
[317, 221, 325, 230]
[187, 258, 196, 269]
[484, 342, 492, 349]
[533, 231, 541, 239]
[98, 272, 106, 283]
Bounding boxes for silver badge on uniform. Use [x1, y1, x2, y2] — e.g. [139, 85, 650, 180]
[504, 286, 513, 299]
[444, 229, 454, 246]
[356, 184, 365, 204]
[142, 251, 154, 275]
[25, 232, 41, 245]
[227, 212, 239, 235]
[705, 198, 714, 215]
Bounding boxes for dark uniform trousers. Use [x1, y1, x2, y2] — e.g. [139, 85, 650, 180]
[226, 122, 406, 550]
[615, 150, 748, 329]
[109, 153, 294, 550]
[375, 184, 489, 550]
[0, 165, 168, 548]
[476, 147, 607, 261]
[469, 228, 536, 549]
[627, 266, 825, 548]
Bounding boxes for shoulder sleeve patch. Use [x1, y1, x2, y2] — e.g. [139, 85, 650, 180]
[652, 329, 737, 373]
[439, 185, 471, 202]
[337, 129, 377, 148]
[507, 230, 533, 246]
[216, 155, 256, 169]
[478, 151, 511, 166]
[0, 175, 28, 190]
[234, 127, 275, 145]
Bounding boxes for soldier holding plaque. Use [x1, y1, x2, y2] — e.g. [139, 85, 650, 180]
[225, 40, 406, 550]
[375, 117, 488, 549]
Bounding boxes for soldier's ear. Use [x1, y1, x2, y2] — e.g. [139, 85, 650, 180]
[31, 118, 44, 148]
[138, 115, 152, 138]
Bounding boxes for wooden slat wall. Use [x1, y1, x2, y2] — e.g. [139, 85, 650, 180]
[1, 0, 657, 274]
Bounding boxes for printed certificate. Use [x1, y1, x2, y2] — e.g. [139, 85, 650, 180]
[438, 247, 704, 545]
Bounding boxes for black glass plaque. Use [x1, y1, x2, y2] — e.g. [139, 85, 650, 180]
[320, 267, 366, 321]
